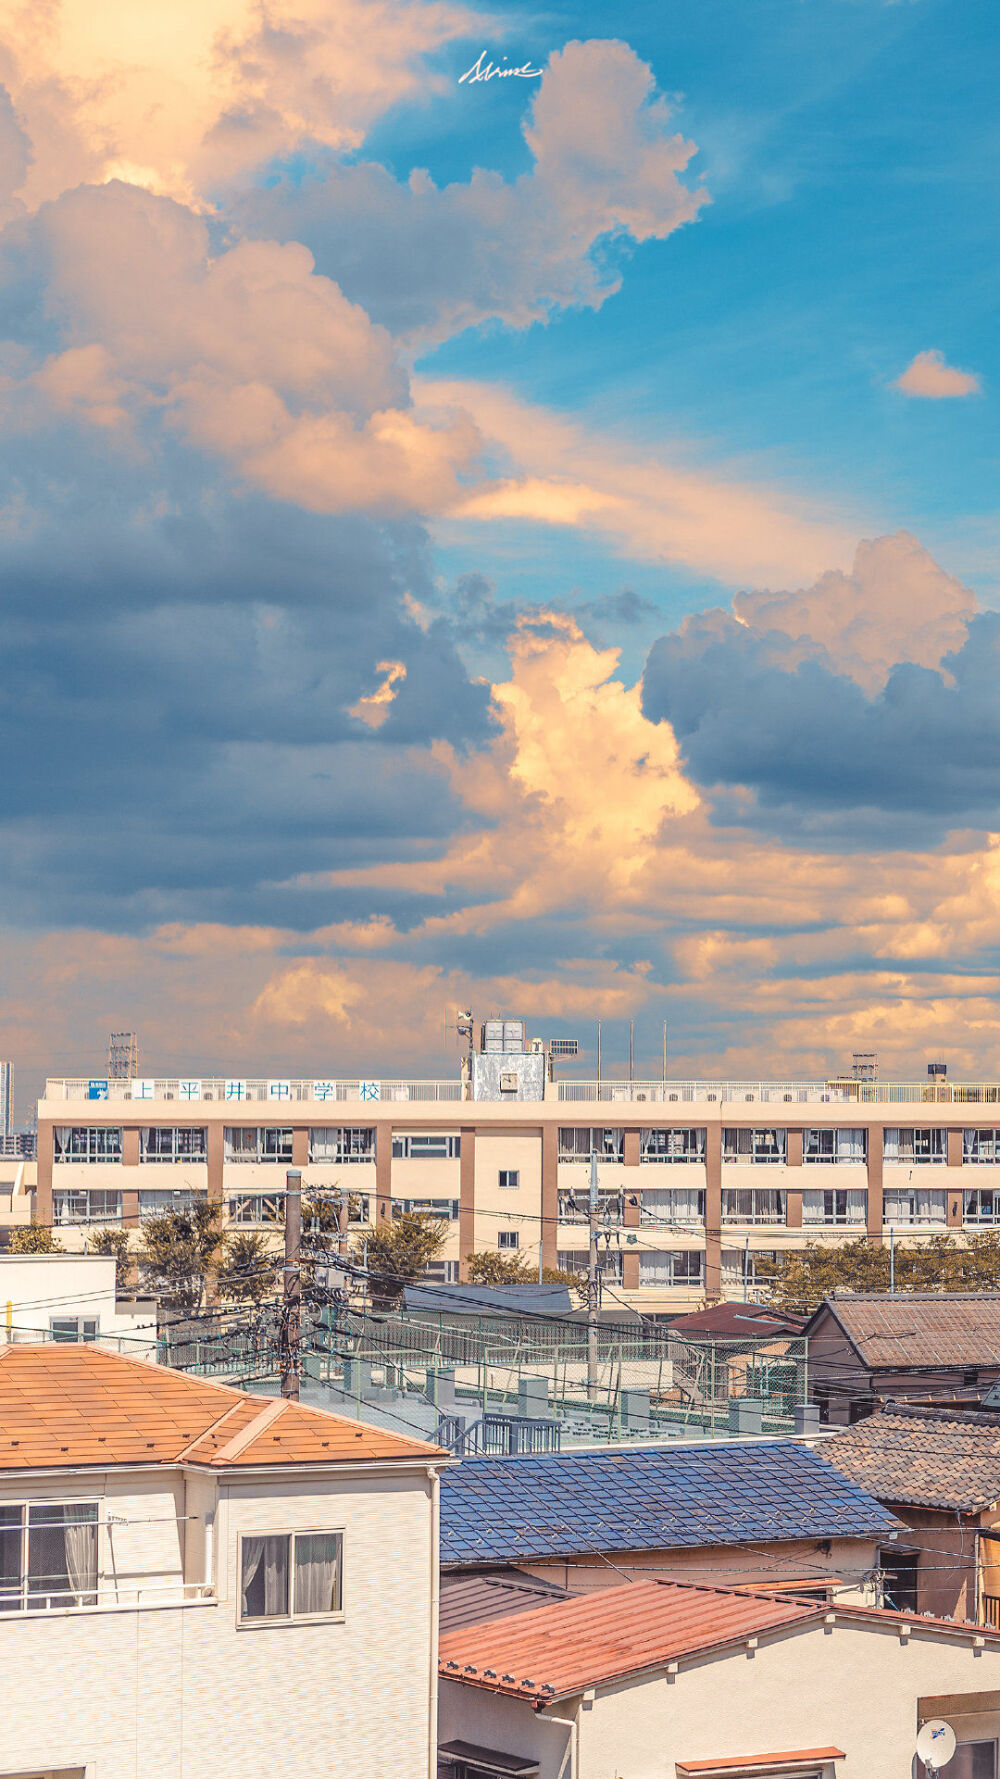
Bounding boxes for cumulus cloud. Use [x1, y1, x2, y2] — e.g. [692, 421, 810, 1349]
[0, 0, 481, 208]
[0, 181, 480, 514]
[240, 39, 707, 345]
[640, 534, 997, 835]
[894, 349, 982, 399]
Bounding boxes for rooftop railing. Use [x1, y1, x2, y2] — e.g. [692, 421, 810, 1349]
[43, 1078, 463, 1104]
[559, 1080, 1000, 1105]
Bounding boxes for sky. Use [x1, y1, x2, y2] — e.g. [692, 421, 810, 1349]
[0, 0, 996, 1113]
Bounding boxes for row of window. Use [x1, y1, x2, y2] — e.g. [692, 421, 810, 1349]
[555, 1248, 705, 1286]
[49, 1124, 1000, 1168]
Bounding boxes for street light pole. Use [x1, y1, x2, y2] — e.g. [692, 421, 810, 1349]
[587, 1151, 601, 1404]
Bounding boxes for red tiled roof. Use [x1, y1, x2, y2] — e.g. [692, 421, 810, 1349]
[439, 1581, 1000, 1705]
[676, 1750, 845, 1774]
[439, 1581, 819, 1702]
[0, 1344, 443, 1470]
[815, 1292, 1000, 1367]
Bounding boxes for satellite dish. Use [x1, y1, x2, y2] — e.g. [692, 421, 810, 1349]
[916, 1720, 957, 1772]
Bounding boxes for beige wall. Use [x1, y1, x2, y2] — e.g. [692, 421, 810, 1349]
[517, 1534, 879, 1600]
[0, 1456, 439, 1779]
[441, 1613, 1000, 1779]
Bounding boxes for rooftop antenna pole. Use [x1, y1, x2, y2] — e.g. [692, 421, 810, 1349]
[629, 1019, 634, 1089]
[587, 1150, 602, 1405]
[890, 1224, 895, 1296]
[281, 1169, 302, 1401]
[597, 1021, 602, 1092]
[662, 1021, 668, 1093]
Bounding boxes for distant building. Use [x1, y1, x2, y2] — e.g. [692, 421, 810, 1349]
[0, 1253, 156, 1356]
[805, 1292, 1000, 1423]
[32, 1061, 1000, 1312]
[0, 1061, 11, 1140]
[438, 1577, 1000, 1779]
[0, 1343, 446, 1777]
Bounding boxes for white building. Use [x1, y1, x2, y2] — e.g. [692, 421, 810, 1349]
[0, 1254, 156, 1356]
[0, 1343, 446, 1778]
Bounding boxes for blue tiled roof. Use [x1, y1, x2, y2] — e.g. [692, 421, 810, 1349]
[439, 1439, 901, 1566]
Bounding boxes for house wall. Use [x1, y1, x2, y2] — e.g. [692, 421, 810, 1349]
[0, 1255, 155, 1355]
[442, 1617, 1000, 1779]
[515, 1535, 880, 1601]
[0, 1460, 438, 1779]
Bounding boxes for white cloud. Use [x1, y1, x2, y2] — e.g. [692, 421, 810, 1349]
[894, 350, 982, 399]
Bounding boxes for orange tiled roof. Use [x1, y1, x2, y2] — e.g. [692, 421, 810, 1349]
[0, 1344, 443, 1470]
[439, 1581, 820, 1703]
[676, 1751, 846, 1773]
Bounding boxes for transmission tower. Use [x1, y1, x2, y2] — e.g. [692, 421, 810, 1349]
[108, 1031, 139, 1080]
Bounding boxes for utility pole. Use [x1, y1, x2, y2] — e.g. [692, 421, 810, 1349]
[587, 1151, 602, 1403]
[281, 1168, 302, 1401]
[628, 1019, 634, 1089]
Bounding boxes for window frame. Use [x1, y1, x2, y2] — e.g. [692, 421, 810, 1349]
[237, 1528, 344, 1627]
[557, 1128, 626, 1163]
[0, 1499, 100, 1613]
[52, 1187, 123, 1225]
[883, 1127, 947, 1164]
[722, 1128, 788, 1164]
[391, 1133, 461, 1160]
[53, 1126, 123, 1164]
[308, 1127, 375, 1164]
[498, 1169, 520, 1190]
[139, 1126, 208, 1163]
[49, 1316, 99, 1343]
[802, 1128, 867, 1164]
[640, 1128, 707, 1164]
[497, 1229, 520, 1250]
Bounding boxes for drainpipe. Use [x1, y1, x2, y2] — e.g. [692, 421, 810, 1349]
[544, 1709, 579, 1779]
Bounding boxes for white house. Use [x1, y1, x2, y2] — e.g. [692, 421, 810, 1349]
[439, 1578, 1000, 1779]
[0, 1254, 156, 1356]
[0, 1343, 446, 1777]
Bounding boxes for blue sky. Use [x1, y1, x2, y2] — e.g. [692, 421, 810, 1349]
[0, 0, 996, 1105]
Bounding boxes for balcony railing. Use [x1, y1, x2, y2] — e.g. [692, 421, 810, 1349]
[0, 1580, 215, 1612]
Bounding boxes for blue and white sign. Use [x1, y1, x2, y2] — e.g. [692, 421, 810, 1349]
[359, 1080, 381, 1102]
[87, 1079, 109, 1101]
[129, 1079, 155, 1100]
[267, 1080, 291, 1101]
[225, 1079, 249, 1101]
[312, 1080, 337, 1101]
[178, 1079, 202, 1101]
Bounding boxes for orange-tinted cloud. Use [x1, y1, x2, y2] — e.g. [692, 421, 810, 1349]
[894, 350, 982, 399]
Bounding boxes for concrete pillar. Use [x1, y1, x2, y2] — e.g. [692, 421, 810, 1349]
[729, 1397, 763, 1436]
[541, 1122, 558, 1272]
[518, 1375, 549, 1416]
[794, 1404, 821, 1435]
[948, 1186, 963, 1229]
[705, 1123, 722, 1302]
[121, 1127, 140, 1229]
[459, 1126, 476, 1281]
[623, 1128, 641, 1291]
[947, 1128, 963, 1168]
[375, 1121, 393, 1227]
[122, 1128, 140, 1166]
[866, 1126, 883, 1238]
[292, 1126, 309, 1169]
[36, 1119, 54, 1226]
[786, 1129, 803, 1167]
[621, 1387, 650, 1432]
[206, 1122, 225, 1211]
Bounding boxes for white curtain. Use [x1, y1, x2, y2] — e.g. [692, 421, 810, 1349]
[63, 1517, 97, 1604]
[241, 1536, 288, 1618]
[294, 1534, 341, 1615]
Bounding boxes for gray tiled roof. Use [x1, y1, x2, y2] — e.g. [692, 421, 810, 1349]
[814, 1293, 1000, 1368]
[819, 1402, 1000, 1511]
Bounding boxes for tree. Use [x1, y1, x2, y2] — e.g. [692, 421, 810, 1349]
[466, 1250, 533, 1285]
[87, 1227, 132, 1294]
[9, 1221, 62, 1254]
[353, 1213, 447, 1306]
[218, 1231, 279, 1304]
[137, 1202, 224, 1311]
[760, 1231, 1000, 1315]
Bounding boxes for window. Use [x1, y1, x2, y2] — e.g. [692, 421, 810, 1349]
[919, 1745, 996, 1779]
[228, 1192, 285, 1226]
[640, 1187, 705, 1226]
[423, 1259, 460, 1284]
[883, 1187, 947, 1225]
[722, 1248, 778, 1288]
[239, 1530, 342, 1622]
[392, 1197, 459, 1220]
[639, 1250, 705, 1286]
[965, 1188, 1000, 1225]
[138, 1188, 204, 1217]
[721, 1187, 786, 1224]
[557, 1128, 625, 1162]
[883, 1127, 946, 1163]
[723, 1128, 787, 1163]
[803, 1128, 866, 1163]
[225, 1128, 293, 1163]
[557, 1188, 624, 1225]
[641, 1128, 706, 1163]
[391, 1134, 461, 1159]
[802, 1189, 867, 1226]
[0, 1502, 98, 1611]
[309, 1127, 374, 1164]
[497, 1229, 520, 1250]
[52, 1188, 123, 1226]
[498, 1170, 520, 1190]
[53, 1127, 122, 1163]
[49, 1318, 98, 1343]
[139, 1127, 207, 1162]
[965, 1130, 1000, 1163]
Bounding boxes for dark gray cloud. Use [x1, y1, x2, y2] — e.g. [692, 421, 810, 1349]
[641, 605, 1000, 842]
